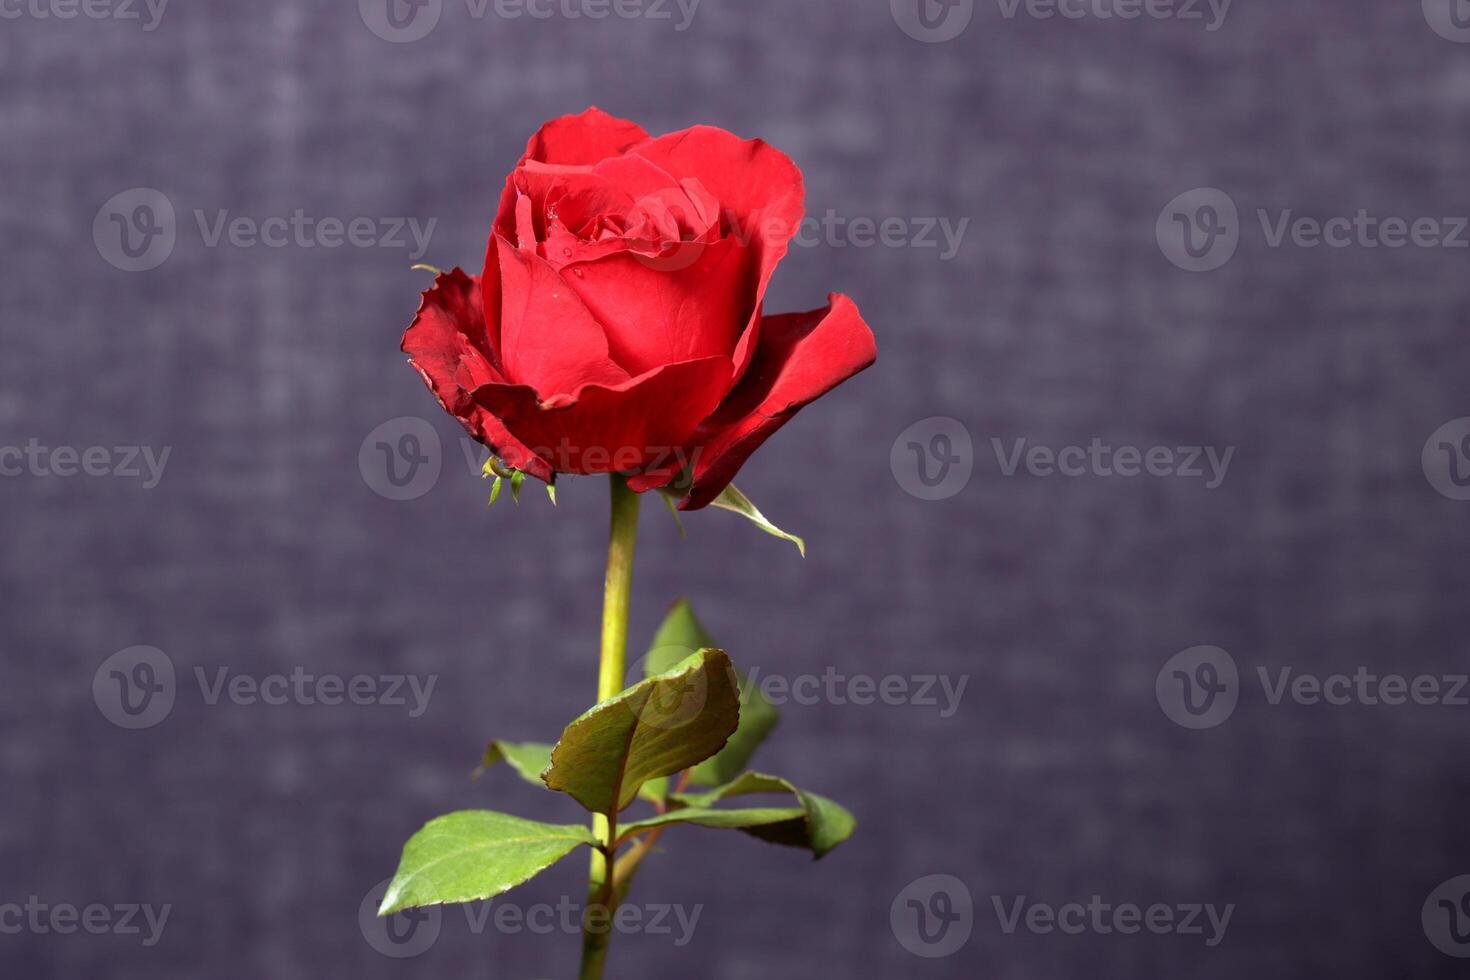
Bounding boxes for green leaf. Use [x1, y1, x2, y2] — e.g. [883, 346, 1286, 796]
[410, 263, 445, 275]
[643, 599, 780, 786]
[379, 811, 595, 915]
[670, 771, 856, 858]
[475, 740, 553, 785]
[546, 482, 557, 506]
[543, 649, 740, 815]
[642, 598, 716, 677]
[661, 492, 687, 538]
[709, 483, 805, 557]
[637, 776, 669, 805]
[618, 806, 807, 839]
[510, 470, 525, 502]
[488, 476, 503, 506]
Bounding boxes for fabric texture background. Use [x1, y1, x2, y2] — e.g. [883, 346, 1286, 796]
[2, 1, 1469, 977]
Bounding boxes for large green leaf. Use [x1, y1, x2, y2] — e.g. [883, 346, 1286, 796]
[475, 740, 553, 785]
[643, 599, 780, 786]
[709, 484, 806, 557]
[544, 649, 740, 815]
[379, 811, 595, 915]
[671, 771, 856, 858]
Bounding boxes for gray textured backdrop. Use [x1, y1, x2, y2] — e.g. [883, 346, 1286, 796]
[4, 0, 1470, 977]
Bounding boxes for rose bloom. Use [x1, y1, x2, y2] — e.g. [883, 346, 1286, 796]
[403, 107, 876, 508]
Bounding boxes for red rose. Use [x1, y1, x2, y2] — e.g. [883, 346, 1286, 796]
[402, 107, 876, 509]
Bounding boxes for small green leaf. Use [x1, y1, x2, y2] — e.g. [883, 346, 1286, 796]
[475, 740, 553, 785]
[709, 484, 805, 557]
[619, 806, 807, 840]
[546, 482, 557, 506]
[671, 771, 856, 858]
[411, 263, 445, 276]
[637, 776, 669, 805]
[642, 598, 715, 678]
[510, 470, 525, 502]
[643, 599, 780, 786]
[379, 811, 595, 915]
[661, 493, 687, 538]
[483, 456, 516, 479]
[488, 476, 503, 506]
[543, 649, 740, 815]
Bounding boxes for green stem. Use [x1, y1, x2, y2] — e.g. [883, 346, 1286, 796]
[579, 474, 641, 980]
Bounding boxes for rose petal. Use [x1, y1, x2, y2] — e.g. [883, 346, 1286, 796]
[523, 106, 650, 167]
[469, 357, 733, 476]
[635, 294, 876, 509]
[563, 235, 757, 377]
[492, 107, 650, 245]
[630, 125, 806, 382]
[491, 235, 629, 398]
[400, 268, 552, 481]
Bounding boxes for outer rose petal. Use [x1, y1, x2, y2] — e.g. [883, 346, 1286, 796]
[469, 357, 733, 476]
[630, 125, 806, 381]
[523, 106, 650, 166]
[400, 268, 552, 482]
[634, 294, 876, 509]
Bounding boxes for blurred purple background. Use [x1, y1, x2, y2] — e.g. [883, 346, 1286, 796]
[4, 0, 1470, 977]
